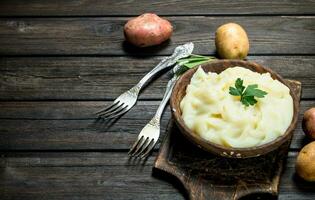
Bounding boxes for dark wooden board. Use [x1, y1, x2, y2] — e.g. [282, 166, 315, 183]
[0, 17, 314, 55]
[1, 0, 315, 16]
[1, 56, 314, 100]
[0, 100, 313, 150]
[155, 122, 288, 200]
[0, 152, 314, 200]
[154, 80, 304, 199]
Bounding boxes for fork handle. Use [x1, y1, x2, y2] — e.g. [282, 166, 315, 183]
[154, 76, 177, 119]
[137, 53, 187, 89]
[136, 57, 173, 89]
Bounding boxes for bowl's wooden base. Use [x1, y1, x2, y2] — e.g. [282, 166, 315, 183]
[154, 79, 301, 200]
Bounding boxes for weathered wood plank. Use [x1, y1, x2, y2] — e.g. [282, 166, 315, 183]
[0, 152, 314, 200]
[0, 56, 314, 100]
[0, 17, 314, 55]
[0, 101, 168, 150]
[0, 100, 313, 150]
[0, 0, 314, 16]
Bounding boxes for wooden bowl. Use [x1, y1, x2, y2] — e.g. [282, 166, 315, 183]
[170, 60, 299, 158]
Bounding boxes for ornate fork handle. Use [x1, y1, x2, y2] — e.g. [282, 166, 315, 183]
[97, 43, 193, 120]
[152, 76, 178, 124]
[136, 42, 193, 89]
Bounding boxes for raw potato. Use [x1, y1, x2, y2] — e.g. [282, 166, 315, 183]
[296, 141, 315, 182]
[124, 13, 173, 47]
[303, 107, 315, 140]
[215, 23, 249, 59]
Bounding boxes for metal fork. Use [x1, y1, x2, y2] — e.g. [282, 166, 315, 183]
[128, 64, 181, 158]
[96, 43, 194, 119]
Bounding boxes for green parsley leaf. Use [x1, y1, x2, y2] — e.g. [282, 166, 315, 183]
[229, 86, 241, 96]
[241, 96, 257, 106]
[229, 78, 267, 107]
[235, 78, 245, 94]
[243, 84, 268, 98]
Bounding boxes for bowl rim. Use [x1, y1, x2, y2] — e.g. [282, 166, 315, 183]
[170, 59, 299, 158]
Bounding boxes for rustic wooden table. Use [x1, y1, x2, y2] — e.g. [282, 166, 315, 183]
[0, 1, 315, 199]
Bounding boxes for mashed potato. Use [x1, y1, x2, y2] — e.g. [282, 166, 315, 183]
[180, 67, 293, 148]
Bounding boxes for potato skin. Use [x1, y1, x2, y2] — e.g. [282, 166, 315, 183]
[303, 107, 315, 140]
[296, 141, 315, 182]
[124, 13, 173, 47]
[215, 23, 249, 59]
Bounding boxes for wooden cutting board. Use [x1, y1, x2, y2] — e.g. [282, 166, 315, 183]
[154, 80, 301, 200]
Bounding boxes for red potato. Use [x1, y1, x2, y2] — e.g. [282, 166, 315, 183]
[303, 107, 315, 140]
[124, 13, 173, 47]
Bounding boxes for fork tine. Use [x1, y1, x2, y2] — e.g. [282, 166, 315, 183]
[100, 105, 127, 119]
[134, 138, 152, 157]
[131, 137, 149, 157]
[96, 101, 120, 116]
[140, 139, 156, 158]
[98, 105, 122, 118]
[128, 136, 144, 155]
[105, 106, 129, 119]
[100, 103, 125, 117]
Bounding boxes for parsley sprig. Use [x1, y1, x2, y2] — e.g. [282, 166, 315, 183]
[229, 78, 267, 107]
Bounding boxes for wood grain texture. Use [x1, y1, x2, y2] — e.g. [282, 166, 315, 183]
[0, 152, 314, 200]
[0, 100, 313, 150]
[0, 56, 314, 100]
[0, 0, 314, 16]
[0, 17, 314, 55]
[0, 101, 169, 150]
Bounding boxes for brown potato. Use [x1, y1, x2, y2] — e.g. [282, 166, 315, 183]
[215, 23, 249, 59]
[124, 13, 173, 47]
[296, 141, 315, 181]
[303, 107, 315, 140]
